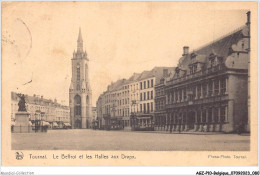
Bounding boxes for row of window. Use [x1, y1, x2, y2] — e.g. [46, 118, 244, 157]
[156, 88, 165, 97]
[166, 78, 227, 104]
[140, 91, 154, 101]
[102, 105, 130, 117]
[116, 108, 130, 117]
[130, 93, 139, 101]
[11, 104, 68, 115]
[139, 102, 154, 113]
[140, 79, 154, 90]
[130, 104, 139, 113]
[118, 98, 129, 106]
[155, 99, 165, 111]
[130, 83, 139, 91]
[176, 59, 223, 78]
[104, 91, 130, 103]
[155, 107, 227, 124]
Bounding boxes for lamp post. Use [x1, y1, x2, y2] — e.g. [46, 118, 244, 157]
[34, 113, 37, 133]
[111, 105, 116, 129]
[130, 100, 137, 130]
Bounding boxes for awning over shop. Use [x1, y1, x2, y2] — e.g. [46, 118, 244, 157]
[64, 123, 71, 127]
[42, 121, 50, 126]
[52, 122, 58, 127]
[136, 116, 152, 120]
[111, 117, 122, 120]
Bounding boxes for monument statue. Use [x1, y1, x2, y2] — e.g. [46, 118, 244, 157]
[17, 93, 27, 112]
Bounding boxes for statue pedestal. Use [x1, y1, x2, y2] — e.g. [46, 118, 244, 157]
[13, 112, 32, 133]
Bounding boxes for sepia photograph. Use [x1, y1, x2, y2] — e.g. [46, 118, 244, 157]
[1, 1, 258, 169]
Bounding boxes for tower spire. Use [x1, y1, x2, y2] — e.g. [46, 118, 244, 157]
[77, 27, 83, 53]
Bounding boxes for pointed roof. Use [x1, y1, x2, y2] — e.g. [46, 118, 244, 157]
[77, 27, 83, 42]
[177, 25, 248, 70]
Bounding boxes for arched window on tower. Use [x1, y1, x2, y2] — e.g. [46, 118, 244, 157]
[74, 95, 81, 116]
[86, 95, 89, 104]
[77, 84, 80, 91]
[77, 64, 80, 81]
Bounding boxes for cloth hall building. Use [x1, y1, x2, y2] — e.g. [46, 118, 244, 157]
[155, 21, 250, 133]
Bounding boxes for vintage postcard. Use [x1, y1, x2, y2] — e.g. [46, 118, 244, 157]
[1, 1, 258, 167]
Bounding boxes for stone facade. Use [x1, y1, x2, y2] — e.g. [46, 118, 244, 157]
[69, 28, 92, 129]
[11, 92, 70, 128]
[96, 67, 175, 130]
[154, 78, 167, 131]
[160, 23, 249, 133]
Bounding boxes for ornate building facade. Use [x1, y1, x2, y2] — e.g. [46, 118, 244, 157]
[163, 21, 249, 133]
[69, 28, 92, 129]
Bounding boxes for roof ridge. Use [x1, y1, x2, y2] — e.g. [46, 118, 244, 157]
[194, 25, 246, 53]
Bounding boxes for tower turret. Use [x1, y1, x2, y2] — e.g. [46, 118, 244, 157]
[77, 28, 83, 53]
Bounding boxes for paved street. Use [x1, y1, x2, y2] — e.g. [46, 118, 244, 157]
[12, 129, 250, 151]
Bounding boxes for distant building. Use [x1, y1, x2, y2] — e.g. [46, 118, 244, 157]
[11, 92, 70, 128]
[69, 28, 92, 129]
[133, 67, 175, 130]
[154, 75, 174, 131]
[98, 79, 129, 129]
[96, 67, 175, 130]
[92, 107, 97, 121]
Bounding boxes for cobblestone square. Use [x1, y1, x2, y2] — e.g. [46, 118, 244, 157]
[12, 129, 250, 151]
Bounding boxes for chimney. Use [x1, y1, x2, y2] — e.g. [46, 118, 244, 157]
[246, 11, 251, 26]
[33, 94, 36, 97]
[182, 46, 189, 56]
[41, 95, 43, 99]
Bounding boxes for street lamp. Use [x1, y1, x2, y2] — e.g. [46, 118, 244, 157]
[34, 113, 37, 132]
[130, 100, 137, 130]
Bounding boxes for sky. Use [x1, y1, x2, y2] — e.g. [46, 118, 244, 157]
[2, 2, 248, 106]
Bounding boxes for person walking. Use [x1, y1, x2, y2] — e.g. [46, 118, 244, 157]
[170, 123, 173, 133]
[237, 121, 243, 135]
[178, 117, 181, 134]
[203, 124, 207, 132]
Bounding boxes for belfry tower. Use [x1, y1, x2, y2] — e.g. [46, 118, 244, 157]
[69, 28, 92, 129]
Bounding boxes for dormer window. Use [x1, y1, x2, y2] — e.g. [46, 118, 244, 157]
[175, 67, 180, 77]
[190, 53, 197, 59]
[189, 64, 197, 74]
[209, 52, 217, 67]
[189, 66, 193, 74]
[210, 59, 215, 67]
[194, 64, 197, 72]
[217, 57, 224, 64]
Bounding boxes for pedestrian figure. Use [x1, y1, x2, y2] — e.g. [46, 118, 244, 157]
[170, 124, 173, 133]
[178, 117, 181, 133]
[203, 125, 207, 132]
[237, 121, 243, 135]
